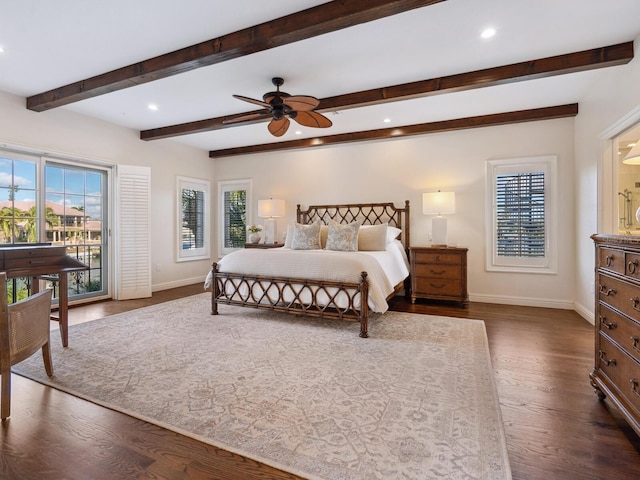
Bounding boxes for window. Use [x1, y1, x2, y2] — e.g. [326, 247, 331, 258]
[177, 176, 210, 262]
[218, 179, 251, 256]
[486, 156, 557, 273]
[0, 148, 111, 302]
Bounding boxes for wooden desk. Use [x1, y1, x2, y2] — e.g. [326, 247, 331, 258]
[0, 245, 88, 347]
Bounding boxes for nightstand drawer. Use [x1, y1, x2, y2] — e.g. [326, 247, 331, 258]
[413, 263, 461, 280]
[412, 252, 460, 265]
[414, 277, 462, 296]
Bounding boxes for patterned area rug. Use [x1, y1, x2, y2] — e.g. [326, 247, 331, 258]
[14, 293, 511, 480]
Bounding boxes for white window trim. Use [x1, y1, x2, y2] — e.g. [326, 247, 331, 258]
[176, 176, 210, 262]
[218, 179, 252, 257]
[485, 155, 557, 274]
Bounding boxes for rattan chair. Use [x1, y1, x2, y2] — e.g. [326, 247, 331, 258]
[0, 272, 54, 420]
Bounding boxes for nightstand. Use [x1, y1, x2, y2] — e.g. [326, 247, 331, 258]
[410, 246, 469, 307]
[244, 242, 283, 249]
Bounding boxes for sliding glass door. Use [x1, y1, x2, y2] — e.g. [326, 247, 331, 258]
[0, 149, 109, 302]
[45, 162, 108, 299]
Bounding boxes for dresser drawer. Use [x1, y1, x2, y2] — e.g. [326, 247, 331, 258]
[598, 333, 640, 416]
[412, 251, 461, 265]
[413, 277, 462, 296]
[625, 251, 640, 280]
[599, 247, 625, 275]
[413, 263, 461, 280]
[597, 274, 640, 323]
[598, 304, 640, 364]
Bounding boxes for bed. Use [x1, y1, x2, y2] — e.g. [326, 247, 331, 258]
[209, 201, 410, 337]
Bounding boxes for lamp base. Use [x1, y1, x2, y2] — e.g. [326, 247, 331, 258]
[431, 216, 448, 246]
[263, 218, 277, 244]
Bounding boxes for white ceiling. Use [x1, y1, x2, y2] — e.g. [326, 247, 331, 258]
[1, 0, 640, 153]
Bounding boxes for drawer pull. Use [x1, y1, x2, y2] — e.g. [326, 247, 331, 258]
[599, 285, 617, 296]
[599, 315, 617, 330]
[606, 254, 614, 267]
[633, 296, 640, 312]
[429, 283, 445, 289]
[629, 259, 639, 274]
[631, 379, 640, 398]
[429, 269, 446, 275]
[632, 335, 640, 352]
[599, 350, 617, 367]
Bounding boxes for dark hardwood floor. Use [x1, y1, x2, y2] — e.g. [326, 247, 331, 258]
[1, 285, 639, 479]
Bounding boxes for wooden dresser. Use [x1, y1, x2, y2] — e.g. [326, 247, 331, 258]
[410, 246, 468, 307]
[591, 234, 640, 436]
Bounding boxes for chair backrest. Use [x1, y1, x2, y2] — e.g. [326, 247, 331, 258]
[0, 272, 53, 368]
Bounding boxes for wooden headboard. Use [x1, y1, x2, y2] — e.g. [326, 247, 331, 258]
[296, 201, 410, 250]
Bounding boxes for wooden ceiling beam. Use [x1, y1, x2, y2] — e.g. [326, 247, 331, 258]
[142, 42, 632, 140]
[26, 0, 445, 112]
[208, 104, 579, 158]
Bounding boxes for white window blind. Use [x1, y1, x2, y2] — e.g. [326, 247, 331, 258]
[115, 165, 151, 299]
[495, 172, 545, 257]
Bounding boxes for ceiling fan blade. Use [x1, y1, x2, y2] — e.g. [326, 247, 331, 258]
[232, 94, 270, 108]
[268, 117, 290, 137]
[284, 95, 320, 111]
[292, 110, 333, 128]
[222, 111, 271, 124]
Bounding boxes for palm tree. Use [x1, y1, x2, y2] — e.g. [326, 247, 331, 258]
[0, 206, 25, 243]
[22, 206, 59, 243]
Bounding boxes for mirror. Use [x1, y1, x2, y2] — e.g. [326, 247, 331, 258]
[616, 123, 640, 234]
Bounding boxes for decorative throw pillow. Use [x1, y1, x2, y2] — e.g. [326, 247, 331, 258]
[291, 221, 322, 250]
[325, 220, 361, 252]
[358, 223, 388, 251]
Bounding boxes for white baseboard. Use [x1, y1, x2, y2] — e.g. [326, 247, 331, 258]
[152, 276, 205, 293]
[573, 301, 595, 325]
[469, 293, 574, 310]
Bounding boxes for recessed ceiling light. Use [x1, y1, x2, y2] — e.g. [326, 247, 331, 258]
[147, 103, 158, 111]
[0, 46, 5, 53]
[383, 118, 391, 123]
[295, 130, 302, 135]
[481, 27, 496, 39]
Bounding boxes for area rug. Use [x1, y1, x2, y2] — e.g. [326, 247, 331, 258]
[13, 293, 511, 480]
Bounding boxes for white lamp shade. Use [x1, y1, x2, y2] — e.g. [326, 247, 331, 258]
[623, 142, 640, 165]
[258, 199, 285, 218]
[422, 191, 455, 215]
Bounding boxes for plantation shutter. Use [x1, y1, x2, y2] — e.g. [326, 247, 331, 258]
[114, 165, 152, 299]
[224, 189, 247, 248]
[495, 172, 545, 258]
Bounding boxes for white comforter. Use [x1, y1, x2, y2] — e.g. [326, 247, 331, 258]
[207, 240, 409, 313]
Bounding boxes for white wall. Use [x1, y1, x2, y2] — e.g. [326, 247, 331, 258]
[574, 36, 640, 323]
[215, 117, 576, 309]
[0, 91, 215, 292]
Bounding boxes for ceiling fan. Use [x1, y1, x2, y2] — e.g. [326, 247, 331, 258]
[223, 77, 333, 137]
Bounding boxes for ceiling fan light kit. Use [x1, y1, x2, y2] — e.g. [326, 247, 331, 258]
[224, 77, 332, 137]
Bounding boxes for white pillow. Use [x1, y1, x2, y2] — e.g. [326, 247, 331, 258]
[291, 221, 322, 250]
[387, 226, 402, 243]
[358, 223, 388, 251]
[283, 223, 294, 248]
[325, 220, 361, 252]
